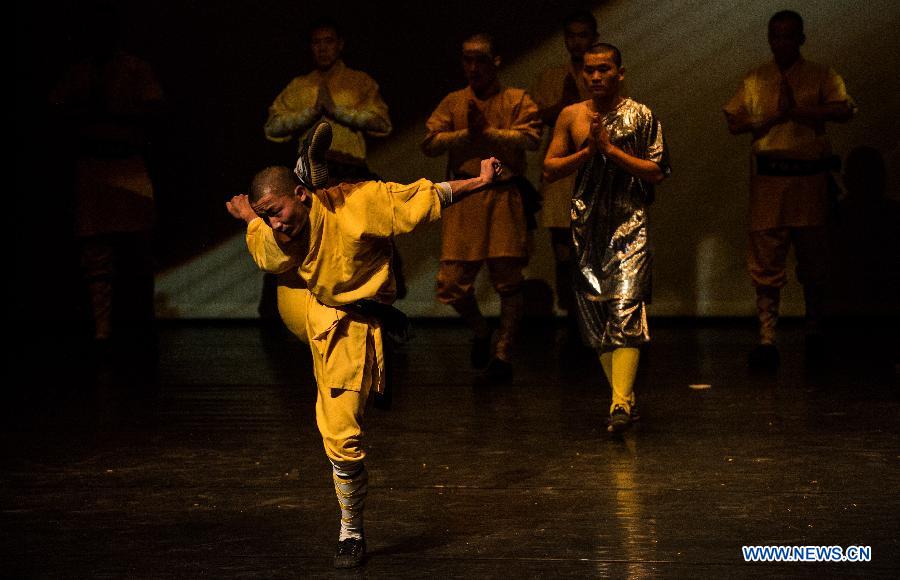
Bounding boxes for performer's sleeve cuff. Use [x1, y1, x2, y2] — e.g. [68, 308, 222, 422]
[435, 182, 453, 207]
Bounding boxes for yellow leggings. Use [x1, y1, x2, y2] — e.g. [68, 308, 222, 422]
[599, 347, 640, 414]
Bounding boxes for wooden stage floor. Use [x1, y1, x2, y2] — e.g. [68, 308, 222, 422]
[3, 319, 898, 578]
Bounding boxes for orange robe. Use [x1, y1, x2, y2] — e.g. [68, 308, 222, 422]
[422, 86, 541, 261]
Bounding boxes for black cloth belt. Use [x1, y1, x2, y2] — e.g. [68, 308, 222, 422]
[756, 155, 840, 177]
[336, 298, 406, 412]
[339, 299, 410, 344]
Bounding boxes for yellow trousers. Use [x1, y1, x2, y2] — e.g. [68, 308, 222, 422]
[277, 285, 383, 464]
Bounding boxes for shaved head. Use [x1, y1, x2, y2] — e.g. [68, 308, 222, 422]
[248, 166, 310, 240]
[587, 42, 622, 68]
[463, 32, 497, 57]
[249, 166, 298, 204]
[769, 10, 804, 34]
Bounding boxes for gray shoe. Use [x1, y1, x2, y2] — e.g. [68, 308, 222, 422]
[294, 121, 332, 190]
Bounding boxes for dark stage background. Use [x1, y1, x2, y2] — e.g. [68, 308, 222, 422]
[14, 0, 900, 323]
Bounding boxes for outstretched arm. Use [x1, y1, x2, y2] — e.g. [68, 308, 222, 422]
[446, 157, 505, 200]
[435, 157, 506, 207]
[342, 157, 507, 238]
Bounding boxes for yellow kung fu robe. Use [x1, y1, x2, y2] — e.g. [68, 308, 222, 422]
[264, 60, 392, 167]
[245, 179, 442, 394]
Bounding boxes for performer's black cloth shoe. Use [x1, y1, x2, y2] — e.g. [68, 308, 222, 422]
[471, 333, 493, 369]
[294, 121, 332, 190]
[484, 357, 513, 383]
[607, 405, 632, 433]
[748, 343, 780, 371]
[334, 537, 366, 569]
[629, 405, 641, 422]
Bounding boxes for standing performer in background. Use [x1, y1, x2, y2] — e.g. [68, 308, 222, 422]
[264, 17, 391, 179]
[262, 17, 405, 338]
[530, 10, 596, 341]
[422, 33, 541, 382]
[723, 10, 854, 370]
[227, 122, 505, 568]
[50, 3, 164, 358]
[543, 44, 670, 433]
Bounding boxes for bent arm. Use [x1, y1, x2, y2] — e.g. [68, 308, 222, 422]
[789, 101, 854, 124]
[724, 107, 789, 136]
[227, 194, 301, 273]
[602, 115, 667, 185]
[421, 97, 470, 157]
[604, 146, 665, 184]
[724, 109, 755, 135]
[797, 69, 857, 125]
[542, 108, 589, 182]
[264, 84, 319, 143]
[481, 92, 541, 151]
[332, 79, 392, 136]
[245, 219, 302, 274]
[421, 128, 470, 156]
[722, 79, 775, 135]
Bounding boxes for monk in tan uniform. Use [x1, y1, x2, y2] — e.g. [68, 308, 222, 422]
[530, 10, 596, 330]
[724, 10, 854, 369]
[264, 18, 391, 180]
[422, 33, 541, 381]
[49, 5, 163, 354]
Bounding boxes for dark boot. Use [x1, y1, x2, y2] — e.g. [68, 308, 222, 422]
[451, 295, 492, 369]
[494, 291, 523, 364]
[751, 287, 781, 370]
